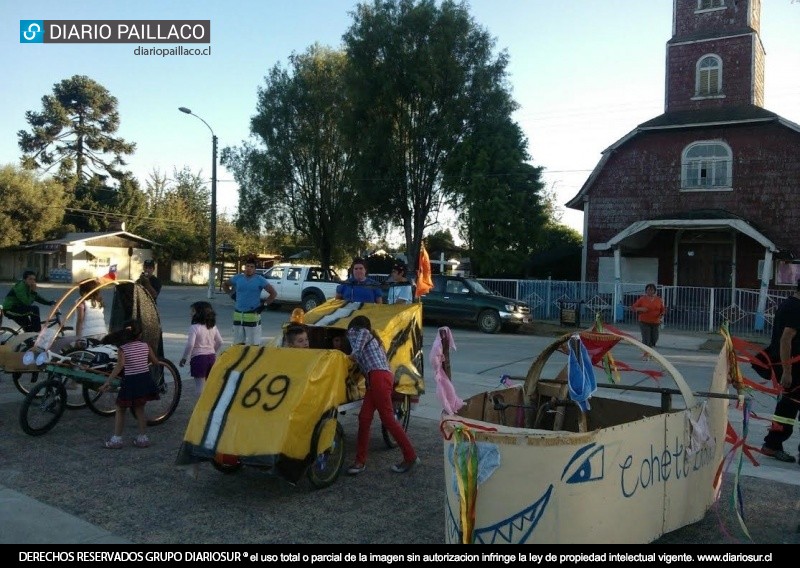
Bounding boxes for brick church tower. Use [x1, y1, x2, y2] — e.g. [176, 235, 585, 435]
[666, 0, 765, 113]
[566, 0, 800, 330]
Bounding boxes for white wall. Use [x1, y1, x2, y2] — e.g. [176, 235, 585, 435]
[170, 261, 210, 285]
[598, 257, 659, 294]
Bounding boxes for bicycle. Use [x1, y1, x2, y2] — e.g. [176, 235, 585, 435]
[19, 346, 182, 436]
[0, 308, 72, 344]
[1, 310, 76, 400]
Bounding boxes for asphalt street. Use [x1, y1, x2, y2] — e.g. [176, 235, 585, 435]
[1, 282, 799, 544]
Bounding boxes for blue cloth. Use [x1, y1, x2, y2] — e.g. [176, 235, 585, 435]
[447, 441, 501, 494]
[230, 273, 268, 312]
[568, 336, 596, 412]
[336, 277, 383, 303]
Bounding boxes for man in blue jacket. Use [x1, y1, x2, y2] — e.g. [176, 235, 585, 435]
[335, 258, 383, 304]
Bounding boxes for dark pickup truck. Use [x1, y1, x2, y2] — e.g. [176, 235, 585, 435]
[420, 274, 531, 333]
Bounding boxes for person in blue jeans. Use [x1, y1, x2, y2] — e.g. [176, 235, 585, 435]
[221, 257, 277, 345]
[335, 258, 383, 304]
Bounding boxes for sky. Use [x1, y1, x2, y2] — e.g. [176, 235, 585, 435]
[2, 0, 799, 240]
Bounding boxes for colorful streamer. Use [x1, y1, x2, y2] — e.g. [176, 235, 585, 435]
[452, 424, 478, 544]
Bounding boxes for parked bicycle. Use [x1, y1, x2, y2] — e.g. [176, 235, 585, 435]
[1, 310, 78, 402]
[1, 277, 182, 436]
[20, 346, 181, 436]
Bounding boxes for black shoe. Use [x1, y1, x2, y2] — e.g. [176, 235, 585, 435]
[761, 445, 796, 463]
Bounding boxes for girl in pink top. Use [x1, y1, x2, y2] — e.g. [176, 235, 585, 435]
[180, 301, 223, 397]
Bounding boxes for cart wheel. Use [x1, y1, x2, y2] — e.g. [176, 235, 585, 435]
[131, 358, 181, 426]
[382, 394, 412, 449]
[83, 383, 118, 417]
[19, 379, 67, 436]
[307, 418, 345, 489]
[212, 454, 243, 474]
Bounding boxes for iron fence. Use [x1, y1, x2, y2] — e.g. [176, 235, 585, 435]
[376, 272, 791, 338]
[475, 278, 791, 338]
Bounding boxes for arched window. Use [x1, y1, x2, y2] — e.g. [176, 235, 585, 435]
[697, 0, 724, 10]
[696, 55, 722, 96]
[681, 141, 732, 189]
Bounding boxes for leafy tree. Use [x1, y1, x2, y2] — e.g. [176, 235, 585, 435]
[343, 0, 512, 274]
[139, 168, 211, 262]
[446, 99, 550, 277]
[0, 165, 66, 246]
[223, 44, 363, 269]
[58, 173, 145, 232]
[526, 222, 583, 280]
[424, 229, 459, 256]
[18, 75, 135, 185]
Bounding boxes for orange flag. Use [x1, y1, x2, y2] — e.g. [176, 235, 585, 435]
[416, 245, 433, 297]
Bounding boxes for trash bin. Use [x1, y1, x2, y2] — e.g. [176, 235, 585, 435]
[558, 299, 584, 327]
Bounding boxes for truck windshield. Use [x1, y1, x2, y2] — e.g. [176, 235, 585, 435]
[466, 278, 493, 295]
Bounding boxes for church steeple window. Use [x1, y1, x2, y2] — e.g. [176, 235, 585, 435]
[696, 0, 725, 11]
[696, 55, 722, 97]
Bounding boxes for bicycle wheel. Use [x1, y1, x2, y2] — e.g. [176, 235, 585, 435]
[45, 369, 88, 410]
[381, 394, 412, 449]
[11, 337, 39, 397]
[19, 379, 67, 436]
[138, 358, 182, 426]
[83, 383, 118, 417]
[0, 326, 18, 345]
[12, 370, 42, 398]
[59, 349, 115, 410]
[307, 418, 345, 489]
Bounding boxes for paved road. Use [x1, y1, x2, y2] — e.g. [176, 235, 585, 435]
[1, 282, 799, 544]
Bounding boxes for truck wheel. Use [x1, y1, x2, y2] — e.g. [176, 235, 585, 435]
[302, 292, 325, 313]
[478, 309, 502, 334]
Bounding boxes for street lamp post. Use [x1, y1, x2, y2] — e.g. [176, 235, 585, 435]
[179, 107, 217, 300]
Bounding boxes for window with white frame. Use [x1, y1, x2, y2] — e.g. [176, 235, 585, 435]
[696, 55, 722, 96]
[697, 0, 724, 10]
[681, 141, 732, 189]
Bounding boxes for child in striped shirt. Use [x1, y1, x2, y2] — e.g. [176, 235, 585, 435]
[100, 319, 161, 449]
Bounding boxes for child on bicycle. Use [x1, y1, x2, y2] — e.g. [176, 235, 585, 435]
[100, 319, 160, 449]
[179, 301, 223, 397]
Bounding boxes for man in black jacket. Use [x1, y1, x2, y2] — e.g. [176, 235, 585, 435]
[761, 279, 800, 463]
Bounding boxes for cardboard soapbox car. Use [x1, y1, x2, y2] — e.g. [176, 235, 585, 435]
[176, 300, 425, 488]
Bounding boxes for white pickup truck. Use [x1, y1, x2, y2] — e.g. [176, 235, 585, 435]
[261, 264, 342, 312]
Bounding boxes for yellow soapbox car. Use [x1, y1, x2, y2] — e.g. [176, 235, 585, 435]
[176, 300, 425, 489]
